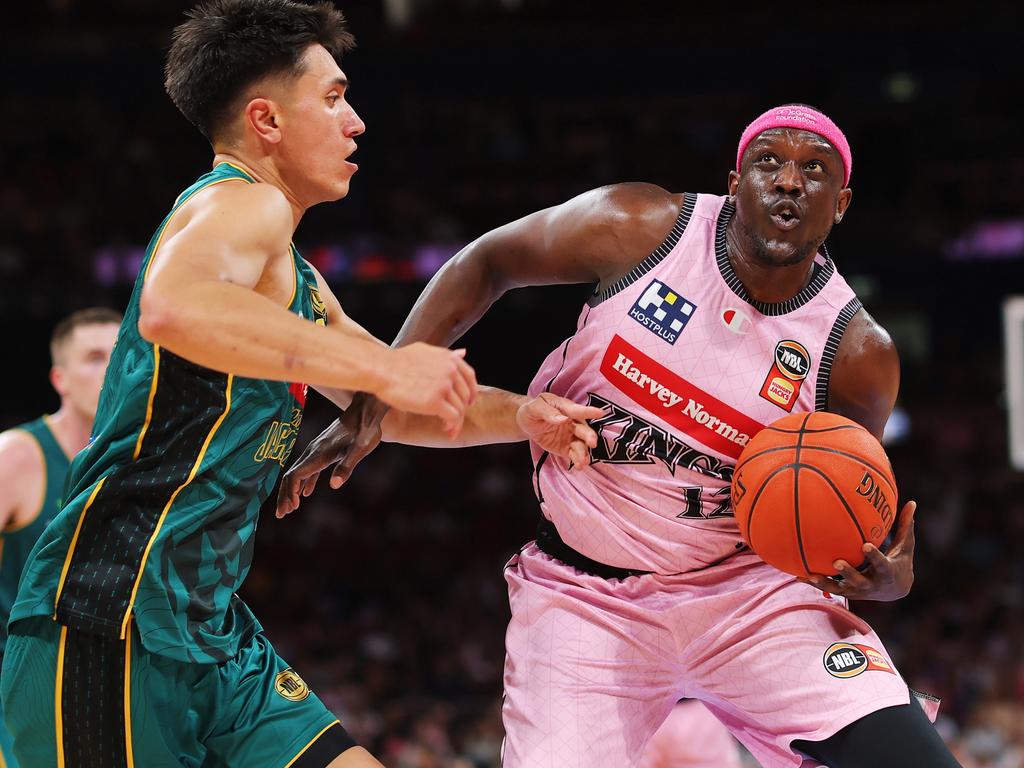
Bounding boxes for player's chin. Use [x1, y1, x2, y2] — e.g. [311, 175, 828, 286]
[323, 177, 352, 202]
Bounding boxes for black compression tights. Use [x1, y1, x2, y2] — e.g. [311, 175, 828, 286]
[793, 703, 963, 768]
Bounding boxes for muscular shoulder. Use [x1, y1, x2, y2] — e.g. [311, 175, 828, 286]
[182, 181, 293, 243]
[586, 182, 682, 250]
[554, 183, 684, 282]
[0, 429, 43, 473]
[0, 430, 44, 526]
[829, 308, 900, 439]
[839, 309, 897, 361]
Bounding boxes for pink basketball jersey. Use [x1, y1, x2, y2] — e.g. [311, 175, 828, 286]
[528, 193, 862, 574]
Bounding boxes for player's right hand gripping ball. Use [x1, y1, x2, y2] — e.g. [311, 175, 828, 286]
[731, 412, 898, 578]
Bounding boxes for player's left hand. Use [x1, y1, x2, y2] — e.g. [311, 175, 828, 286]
[516, 393, 604, 469]
[275, 392, 389, 518]
[800, 500, 916, 601]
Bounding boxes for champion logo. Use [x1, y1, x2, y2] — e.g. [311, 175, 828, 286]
[721, 308, 752, 334]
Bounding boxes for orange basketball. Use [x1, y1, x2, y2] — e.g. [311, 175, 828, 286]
[731, 412, 898, 578]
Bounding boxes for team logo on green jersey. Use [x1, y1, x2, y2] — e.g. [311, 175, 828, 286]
[310, 287, 327, 326]
[254, 407, 303, 466]
[275, 668, 311, 702]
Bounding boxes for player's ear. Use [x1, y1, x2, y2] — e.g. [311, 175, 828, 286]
[834, 187, 853, 224]
[728, 170, 740, 196]
[245, 98, 283, 144]
[50, 366, 68, 398]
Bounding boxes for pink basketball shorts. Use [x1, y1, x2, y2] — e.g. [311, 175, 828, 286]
[500, 542, 925, 768]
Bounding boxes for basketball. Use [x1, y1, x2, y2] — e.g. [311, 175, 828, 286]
[731, 412, 898, 578]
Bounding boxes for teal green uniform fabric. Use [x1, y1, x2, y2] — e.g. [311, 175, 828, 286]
[10, 163, 328, 665]
[3, 164, 345, 766]
[0, 417, 70, 768]
[1, 616, 341, 768]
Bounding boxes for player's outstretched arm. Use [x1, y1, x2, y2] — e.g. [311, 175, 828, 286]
[274, 184, 682, 515]
[138, 182, 474, 424]
[381, 387, 602, 454]
[393, 182, 684, 348]
[0, 430, 45, 531]
[276, 387, 601, 518]
[802, 309, 915, 601]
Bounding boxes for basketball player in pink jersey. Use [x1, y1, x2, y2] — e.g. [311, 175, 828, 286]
[279, 105, 961, 768]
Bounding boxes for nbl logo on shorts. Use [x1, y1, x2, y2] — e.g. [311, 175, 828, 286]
[628, 280, 696, 345]
[823, 642, 895, 679]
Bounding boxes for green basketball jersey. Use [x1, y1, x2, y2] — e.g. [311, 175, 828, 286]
[0, 417, 70, 653]
[11, 163, 328, 663]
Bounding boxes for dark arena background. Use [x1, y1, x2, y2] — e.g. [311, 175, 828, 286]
[3, 2, 1022, 765]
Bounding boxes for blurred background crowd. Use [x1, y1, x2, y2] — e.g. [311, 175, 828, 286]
[3, 1, 1022, 765]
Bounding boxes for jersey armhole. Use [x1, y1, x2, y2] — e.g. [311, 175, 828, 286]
[814, 298, 864, 412]
[587, 192, 697, 307]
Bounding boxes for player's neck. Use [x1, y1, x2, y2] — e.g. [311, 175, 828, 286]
[211, 151, 305, 229]
[724, 218, 816, 304]
[46, 406, 93, 460]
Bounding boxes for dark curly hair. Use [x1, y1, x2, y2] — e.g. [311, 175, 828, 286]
[164, 0, 355, 142]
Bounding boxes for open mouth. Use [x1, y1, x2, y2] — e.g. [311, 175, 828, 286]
[769, 202, 801, 231]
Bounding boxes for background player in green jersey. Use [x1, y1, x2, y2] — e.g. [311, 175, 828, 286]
[0, 2, 598, 767]
[0, 307, 120, 768]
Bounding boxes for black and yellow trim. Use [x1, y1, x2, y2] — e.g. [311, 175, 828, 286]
[52, 170, 250, 628]
[56, 622, 132, 767]
[54, 625, 67, 768]
[132, 345, 161, 461]
[124, 618, 136, 767]
[54, 354, 233, 637]
[119, 372, 234, 639]
[52, 476, 107, 618]
[284, 720, 357, 768]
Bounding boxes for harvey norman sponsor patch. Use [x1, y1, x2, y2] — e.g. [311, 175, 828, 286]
[628, 280, 696, 345]
[600, 335, 765, 459]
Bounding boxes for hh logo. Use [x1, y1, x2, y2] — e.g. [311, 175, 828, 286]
[629, 280, 696, 345]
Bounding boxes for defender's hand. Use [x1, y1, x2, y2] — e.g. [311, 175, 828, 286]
[275, 393, 388, 518]
[801, 500, 917, 601]
[516, 393, 604, 468]
[376, 344, 477, 437]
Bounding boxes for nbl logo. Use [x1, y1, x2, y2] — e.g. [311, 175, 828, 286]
[628, 280, 696, 345]
[822, 642, 895, 679]
[275, 668, 311, 701]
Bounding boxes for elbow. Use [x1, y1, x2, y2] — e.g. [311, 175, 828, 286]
[137, 288, 176, 346]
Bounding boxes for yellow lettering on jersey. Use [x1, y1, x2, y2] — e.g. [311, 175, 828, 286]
[254, 408, 304, 466]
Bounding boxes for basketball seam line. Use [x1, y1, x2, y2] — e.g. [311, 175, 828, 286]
[734, 444, 896, 496]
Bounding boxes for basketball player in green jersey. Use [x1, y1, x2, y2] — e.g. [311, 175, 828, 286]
[0, 309, 120, 768]
[0, 2, 600, 767]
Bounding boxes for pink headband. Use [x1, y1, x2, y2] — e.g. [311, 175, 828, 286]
[736, 105, 852, 186]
